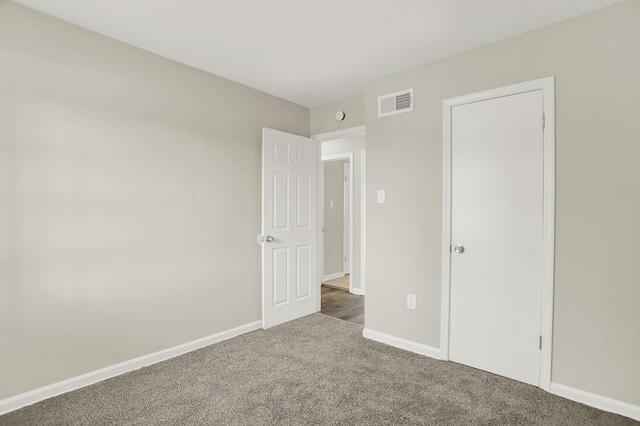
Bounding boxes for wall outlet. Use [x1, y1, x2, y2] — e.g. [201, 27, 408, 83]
[377, 189, 386, 203]
[330, 200, 334, 208]
[407, 294, 416, 310]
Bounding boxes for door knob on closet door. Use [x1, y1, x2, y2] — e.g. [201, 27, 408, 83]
[454, 244, 465, 253]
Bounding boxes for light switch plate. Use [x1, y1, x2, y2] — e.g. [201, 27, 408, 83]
[407, 294, 416, 310]
[377, 189, 385, 203]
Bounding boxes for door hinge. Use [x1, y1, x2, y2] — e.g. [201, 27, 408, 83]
[542, 113, 545, 129]
[539, 335, 543, 350]
[449, 244, 452, 253]
[344, 256, 347, 261]
[345, 176, 347, 182]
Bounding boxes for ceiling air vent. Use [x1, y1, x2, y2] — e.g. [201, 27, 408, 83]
[378, 88, 413, 118]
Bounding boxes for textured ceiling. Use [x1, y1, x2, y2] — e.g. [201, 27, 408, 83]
[13, 0, 623, 108]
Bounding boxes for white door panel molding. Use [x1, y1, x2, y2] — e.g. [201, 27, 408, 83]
[262, 128, 318, 328]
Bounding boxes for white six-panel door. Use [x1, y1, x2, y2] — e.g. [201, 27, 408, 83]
[449, 90, 544, 386]
[262, 128, 318, 329]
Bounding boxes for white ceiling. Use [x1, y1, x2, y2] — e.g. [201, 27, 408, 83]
[13, 0, 622, 108]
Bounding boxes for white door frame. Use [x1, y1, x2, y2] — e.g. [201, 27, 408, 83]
[440, 77, 555, 391]
[312, 125, 365, 307]
[360, 150, 366, 297]
[343, 162, 351, 275]
[321, 152, 353, 293]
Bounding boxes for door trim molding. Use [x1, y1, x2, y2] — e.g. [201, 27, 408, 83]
[360, 150, 366, 295]
[440, 76, 556, 391]
[314, 124, 366, 303]
[312, 125, 366, 143]
[343, 162, 351, 275]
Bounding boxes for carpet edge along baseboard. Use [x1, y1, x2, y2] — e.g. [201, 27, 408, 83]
[0, 320, 262, 415]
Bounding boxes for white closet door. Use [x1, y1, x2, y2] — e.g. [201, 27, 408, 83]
[449, 90, 544, 386]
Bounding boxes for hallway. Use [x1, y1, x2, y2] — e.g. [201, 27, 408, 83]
[320, 286, 364, 325]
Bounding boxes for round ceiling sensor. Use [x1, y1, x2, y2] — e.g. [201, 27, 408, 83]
[335, 110, 346, 121]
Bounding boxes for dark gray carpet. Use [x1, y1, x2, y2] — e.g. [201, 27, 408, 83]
[1, 313, 637, 425]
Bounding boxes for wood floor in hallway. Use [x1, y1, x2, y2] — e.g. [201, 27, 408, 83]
[321, 285, 364, 326]
[323, 274, 349, 291]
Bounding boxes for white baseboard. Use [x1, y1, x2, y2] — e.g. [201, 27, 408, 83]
[351, 288, 365, 296]
[360, 330, 639, 421]
[363, 328, 441, 360]
[323, 272, 345, 282]
[0, 320, 262, 416]
[550, 382, 640, 421]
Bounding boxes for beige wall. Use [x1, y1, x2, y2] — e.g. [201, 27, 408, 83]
[323, 160, 347, 276]
[310, 95, 365, 136]
[364, 0, 639, 406]
[2, 0, 638, 411]
[0, 2, 309, 399]
[322, 136, 366, 293]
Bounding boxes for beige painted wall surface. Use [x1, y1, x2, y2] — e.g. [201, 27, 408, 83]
[0, 2, 309, 399]
[311, 94, 364, 136]
[322, 136, 366, 292]
[364, 0, 639, 406]
[323, 160, 347, 276]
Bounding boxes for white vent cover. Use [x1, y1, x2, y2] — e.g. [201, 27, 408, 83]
[378, 88, 413, 117]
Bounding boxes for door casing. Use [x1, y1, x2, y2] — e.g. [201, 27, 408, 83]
[313, 126, 366, 307]
[441, 76, 556, 391]
[343, 162, 351, 276]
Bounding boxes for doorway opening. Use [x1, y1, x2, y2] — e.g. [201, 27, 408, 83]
[322, 155, 351, 291]
[312, 127, 366, 325]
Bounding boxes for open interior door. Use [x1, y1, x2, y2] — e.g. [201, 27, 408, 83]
[261, 128, 318, 329]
